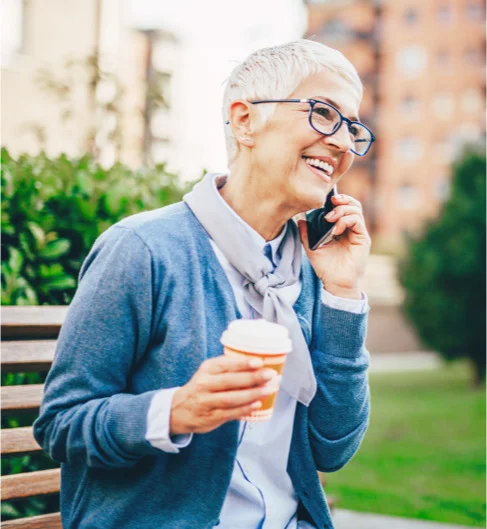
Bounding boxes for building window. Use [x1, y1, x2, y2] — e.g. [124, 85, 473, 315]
[436, 50, 451, 68]
[151, 139, 172, 165]
[457, 123, 483, 143]
[465, 1, 485, 20]
[397, 184, 421, 210]
[400, 95, 420, 119]
[1, 0, 24, 58]
[434, 137, 454, 164]
[437, 3, 453, 22]
[152, 38, 178, 73]
[95, 79, 118, 105]
[319, 18, 352, 42]
[464, 47, 483, 65]
[434, 133, 470, 164]
[396, 46, 428, 77]
[404, 8, 419, 24]
[150, 109, 172, 139]
[433, 178, 451, 202]
[461, 89, 482, 113]
[432, 93, 454, 119]
[397, 137, 424, 162]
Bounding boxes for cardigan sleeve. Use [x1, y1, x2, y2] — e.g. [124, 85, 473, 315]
[307, 298, 371, 473]
[33, 226, 165, 469]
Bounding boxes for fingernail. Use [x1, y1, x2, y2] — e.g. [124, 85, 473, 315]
[325, 211, 335, 220]
[335, 194, 343, 199]
[251, 401, 262, 409]
[249, 358, 263, 368]
[262, 369, 276, 380]
[330, 226, 337, 236]
[262, 381, 279, 395]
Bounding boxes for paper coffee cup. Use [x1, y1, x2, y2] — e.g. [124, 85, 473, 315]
[220, 319, 292, 422]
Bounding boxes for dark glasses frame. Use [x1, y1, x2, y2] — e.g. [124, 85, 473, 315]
[249, 98, 376, 156]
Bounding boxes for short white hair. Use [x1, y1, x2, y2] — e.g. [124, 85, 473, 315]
[223, 39, 363, 164]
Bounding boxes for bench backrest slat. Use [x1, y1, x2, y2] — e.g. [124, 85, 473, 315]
[0, 512, 62, 529]
[1, 385, 44, 413]
[1, 469, 61, 501]
[1, 307, 67, 340]
[2, 427, 42, 455]
[2, 341, 56, 372]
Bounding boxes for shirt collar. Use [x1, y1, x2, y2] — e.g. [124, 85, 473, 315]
[213, 175, 287, 266]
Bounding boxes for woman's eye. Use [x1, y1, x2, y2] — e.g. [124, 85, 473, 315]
[313, 107, 333, 120]
[349, 125, 360, 137]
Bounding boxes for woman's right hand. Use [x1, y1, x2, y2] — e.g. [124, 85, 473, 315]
[170, 355, 278, 434]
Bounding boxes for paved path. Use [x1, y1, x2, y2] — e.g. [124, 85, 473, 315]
[369, 351, 442, 373]
[333, 509, 476, 529]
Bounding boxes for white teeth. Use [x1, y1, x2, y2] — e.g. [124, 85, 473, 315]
[303, 157, 334, 176]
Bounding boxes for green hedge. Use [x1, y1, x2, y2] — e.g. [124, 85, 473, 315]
[1, 147, 192, 305]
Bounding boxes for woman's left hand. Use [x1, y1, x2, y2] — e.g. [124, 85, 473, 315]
[298, 194, 371, 300]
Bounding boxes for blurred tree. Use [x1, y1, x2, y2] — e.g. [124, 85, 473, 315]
[399, 148, 486, 386]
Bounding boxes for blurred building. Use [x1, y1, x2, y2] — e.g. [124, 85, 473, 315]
[1, 1, 208, 175]
[1, 0, 150, 168]
[306, 0, 486, 252]
[2, 0, 307, 180]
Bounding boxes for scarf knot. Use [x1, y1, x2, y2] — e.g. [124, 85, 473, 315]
[251, 272, 283, 295]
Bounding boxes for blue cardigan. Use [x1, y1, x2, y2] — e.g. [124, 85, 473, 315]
[34, 202, 370, 529]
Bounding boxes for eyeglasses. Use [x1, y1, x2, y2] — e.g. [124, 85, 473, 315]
[250, 99, 376, 156]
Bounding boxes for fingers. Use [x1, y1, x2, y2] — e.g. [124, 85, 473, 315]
[208, 382, 278, 410]
[331, 193, 363, 209]
[332, 213, 370, 240]
[202, 354, 263, 375]
[324, 200, 369, 240]
[216, 400, 264, 424]
[170, 384, 266, 435]
[324, 205, 362, 223]
[208, 368, 276, 392]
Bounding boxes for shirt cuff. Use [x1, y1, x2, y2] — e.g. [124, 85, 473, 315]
[321, 287, 369, 314]
[145, 387, 193, 453]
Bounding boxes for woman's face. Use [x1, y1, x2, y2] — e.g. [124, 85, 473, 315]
[250, 71, 361, 212]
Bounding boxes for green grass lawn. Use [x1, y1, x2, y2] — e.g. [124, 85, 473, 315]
[323, 360, 486, 527]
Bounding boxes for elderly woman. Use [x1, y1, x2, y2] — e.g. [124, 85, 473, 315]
[34, 40, 373, 529]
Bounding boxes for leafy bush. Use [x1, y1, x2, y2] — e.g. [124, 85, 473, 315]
[1, 147, 192, 305]
[399, 149, 486, 385]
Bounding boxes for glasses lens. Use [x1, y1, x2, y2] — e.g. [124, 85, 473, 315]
[349, 123, 372, 155]
[310, 102, 341, 134]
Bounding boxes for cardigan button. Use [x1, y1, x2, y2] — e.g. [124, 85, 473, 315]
[214, 520, 220, 526]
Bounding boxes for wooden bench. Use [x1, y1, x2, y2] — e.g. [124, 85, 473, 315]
[1, 306, 334, 528]
[1, 306, 66, 529]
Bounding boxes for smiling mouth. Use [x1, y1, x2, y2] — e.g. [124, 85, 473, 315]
[302, 156, 334, 177]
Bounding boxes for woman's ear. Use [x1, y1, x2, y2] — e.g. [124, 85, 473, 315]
[228, 100, 255, 146]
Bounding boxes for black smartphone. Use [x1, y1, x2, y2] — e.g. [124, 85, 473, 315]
[305, 186, 338, 250]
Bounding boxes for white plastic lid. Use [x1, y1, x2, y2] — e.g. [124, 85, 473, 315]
[220, 319, 292, 355]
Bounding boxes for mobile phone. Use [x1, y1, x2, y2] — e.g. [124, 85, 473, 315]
[305, 186, 338, 250]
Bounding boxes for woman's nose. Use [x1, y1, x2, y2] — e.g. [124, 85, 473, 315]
[324, 122, 354, 153]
